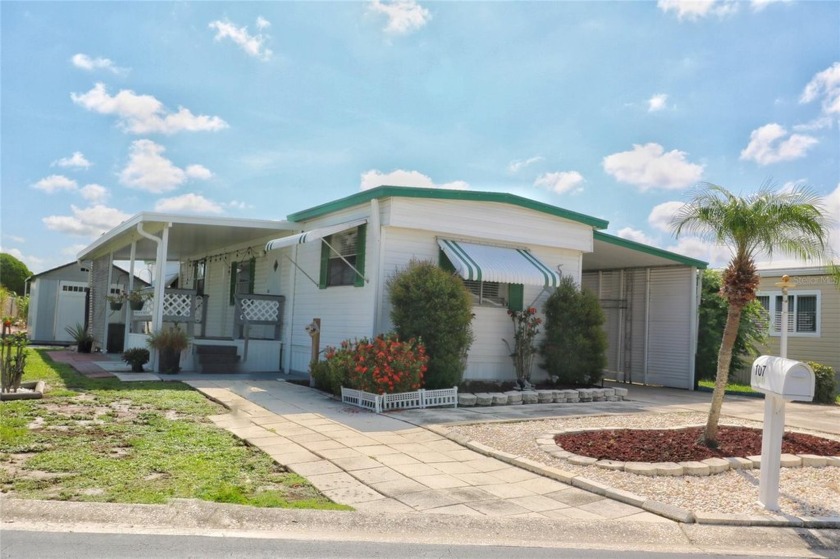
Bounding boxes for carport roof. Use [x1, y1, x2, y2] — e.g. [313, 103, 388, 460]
[583, 231, 708, 271]
[76, 213, 299, 262]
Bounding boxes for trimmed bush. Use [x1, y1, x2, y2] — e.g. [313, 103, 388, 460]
[387, 260, 473, 389]
[312, 334, 428, 395]
[540, 276, 607, 386]
[807, 361, 837, 404]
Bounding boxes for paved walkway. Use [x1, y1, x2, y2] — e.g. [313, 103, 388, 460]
[188, 379, 664, 521]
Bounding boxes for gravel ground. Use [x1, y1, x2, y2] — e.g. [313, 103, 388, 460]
[449, 411, 840, 518]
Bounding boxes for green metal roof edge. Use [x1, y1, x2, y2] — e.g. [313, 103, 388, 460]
[286, 186, 609, 229]
[594, 231, 708, 269]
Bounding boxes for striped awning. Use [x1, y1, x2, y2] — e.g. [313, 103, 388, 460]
[265, 218, 367, 251]
[438, 239, 561, 288]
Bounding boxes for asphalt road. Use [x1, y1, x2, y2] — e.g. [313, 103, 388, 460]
[0, 530, 775, 559]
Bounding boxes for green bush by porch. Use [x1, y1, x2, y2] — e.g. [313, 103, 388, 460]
[387, 259, 474, 389]
[540, 276, 607, 386]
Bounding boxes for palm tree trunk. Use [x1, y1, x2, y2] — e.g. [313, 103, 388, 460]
[704, 304, 743, 446]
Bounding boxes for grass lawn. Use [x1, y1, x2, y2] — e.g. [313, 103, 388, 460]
[0, 349, 350, 510]
[698, 379, 840, 404]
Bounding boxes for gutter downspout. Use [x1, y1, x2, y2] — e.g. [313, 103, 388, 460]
[136, 222, 170, 371]
[370, 198, 381, 336]
[644, 267, 651, 386]
[689, 267, 700, 391]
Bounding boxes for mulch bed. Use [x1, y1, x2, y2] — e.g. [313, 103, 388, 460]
[555, 426, 840, 462]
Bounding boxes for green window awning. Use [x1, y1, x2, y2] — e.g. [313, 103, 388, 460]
[438, 239, 561, 288]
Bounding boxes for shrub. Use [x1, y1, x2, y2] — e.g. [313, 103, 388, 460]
[122, 348, 150, 372]
[807, 361, 837, 404]
[387, 259, 473, 389]
[540, 276, 607, 386]
[313, 334, 427, 395]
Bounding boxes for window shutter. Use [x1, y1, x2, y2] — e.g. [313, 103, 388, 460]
[353, 224, 367, 287]
[318, 238, 330, 289]
[508, 284, 524, 312]
[229, 261, 238, 305]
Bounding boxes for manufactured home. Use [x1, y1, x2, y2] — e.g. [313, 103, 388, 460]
[76, 186, 706, 388]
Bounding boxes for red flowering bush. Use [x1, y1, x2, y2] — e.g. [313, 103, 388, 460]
[311, 334, 428, 395]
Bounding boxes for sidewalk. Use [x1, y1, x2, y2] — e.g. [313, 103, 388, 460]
[189, 379, 662, 521]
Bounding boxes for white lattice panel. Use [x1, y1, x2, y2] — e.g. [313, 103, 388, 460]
[240, 298, 279, 322]
[163, 293, 193, 319]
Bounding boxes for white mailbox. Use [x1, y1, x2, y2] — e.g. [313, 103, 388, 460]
[750, 355, 814, 402]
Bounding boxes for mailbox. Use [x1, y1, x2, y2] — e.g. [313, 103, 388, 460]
[750, 355, 814, 402]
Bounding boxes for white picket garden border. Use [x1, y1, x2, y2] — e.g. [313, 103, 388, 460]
[341, 386, 458, 413]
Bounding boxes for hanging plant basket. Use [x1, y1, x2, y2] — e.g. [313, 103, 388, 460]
[110, 301, 124, 311]
[129, 299, 145, 311]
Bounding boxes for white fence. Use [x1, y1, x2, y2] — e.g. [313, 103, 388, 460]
[341, 386, 458, 413]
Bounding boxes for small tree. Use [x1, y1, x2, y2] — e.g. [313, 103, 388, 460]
[540, 276, 607, 386]
[387, 260, 473, 389]
[0, 254, 31, 296]
[695, 269, 767, 381]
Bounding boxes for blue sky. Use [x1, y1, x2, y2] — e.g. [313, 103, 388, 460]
[2, 1, 838, 274]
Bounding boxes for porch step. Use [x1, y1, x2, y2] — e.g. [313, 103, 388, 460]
[195, 345, 240, 374]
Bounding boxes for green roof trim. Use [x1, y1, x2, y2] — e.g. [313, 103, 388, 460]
[594, 231, 708, 269]
[286, 186, 609, 229]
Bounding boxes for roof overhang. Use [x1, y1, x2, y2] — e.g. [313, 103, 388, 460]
[583, 231, 708, 272]
[77, 213, 300, 262]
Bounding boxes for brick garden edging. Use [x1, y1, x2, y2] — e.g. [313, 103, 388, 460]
[457, 386, 628, 407]
[538, 425, 840, 477]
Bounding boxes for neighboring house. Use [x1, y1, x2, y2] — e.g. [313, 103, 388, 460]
[76, 186, 707, 388]
[754, 266, 840, 374]
[27, 262, 148, 348]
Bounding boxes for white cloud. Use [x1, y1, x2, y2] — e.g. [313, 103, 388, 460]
[507, 156, 543, 173]
[71, 83, 228, 134]
[154, 193, 223, 214]
[534, 171, 584, 194]
[750, 0, 791, 12]
[32, 174, 78, 193]
[648, 93, 669, 112]
[80, 183, 109, 204]
[43, 205, 131, 237]
[71, 53, 127, 74]
[657, 0, 738, 21]
[739, 123, 818, 165]
[665, 237, 733, 268]
[792, 116, 834, 132]
[648, 200, 687, 232]
[185, 164, 213, 180]
[227, 200, 253, 210]
[360, 169, 468, 191]
[52, 151, 92, 169]
[209, 18, 272, 60]
[800, 62, 840, 116]
[119, 139, 212, 193]
[602, 143, 704, 191]
[368, 0, 431, 35]
[616, 227, 656, 246]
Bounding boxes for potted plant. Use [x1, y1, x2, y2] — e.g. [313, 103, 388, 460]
[121, 347, 150, 372]
[146, 326, 189, 373]
[107, 292, 125, 311]
[127, 288, 152, 311]
[64, 323, 94, 353]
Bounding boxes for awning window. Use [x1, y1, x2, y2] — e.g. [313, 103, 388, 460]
[437, 239, 561, 288]
[265, 218, 367, 251]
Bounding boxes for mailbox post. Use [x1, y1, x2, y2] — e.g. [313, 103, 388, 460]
[751, 355, 815, 510]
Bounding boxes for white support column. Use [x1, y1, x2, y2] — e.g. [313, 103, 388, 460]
[123, 241, 136, 349]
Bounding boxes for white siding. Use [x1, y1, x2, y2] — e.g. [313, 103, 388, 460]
[388, 198, 594, 253]
[646, 267, 695, 389]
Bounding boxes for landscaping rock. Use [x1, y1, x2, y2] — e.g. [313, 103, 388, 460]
[521, 391, 538, 404]
[595, 459, 625, 471]
[679, 461, 711, 476]
[567, 454, 599, 466]
[798, 454, 827, 467]
[613, 387, 628, 400]
[458, 393, 477, 407]
[747, 455, 762, 468]
[655, 462, 684, 476]
[701, 457, 730, 474]
[503, 391, 523, 404]
[725, 457, 753, 470]
[536, 390, 554, 403]
[577, 388, 594, 402]
[563, 389, 580, 403]
[624, 462, 657, 476]
[490, 393, 508, 405]
[473, 393, 493, 406]
[591, 388, 606, 401]
[552, 390, 567, 403]
[780, 454, 802, 467]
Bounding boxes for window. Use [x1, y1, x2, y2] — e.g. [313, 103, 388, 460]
[439, 250, 523, 310]
[756, 291, 820, 336]
[319, 225, 366, 288]
[230, 258, 255, 304]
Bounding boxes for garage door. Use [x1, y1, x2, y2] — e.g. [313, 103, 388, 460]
[54, 281, 88, 342]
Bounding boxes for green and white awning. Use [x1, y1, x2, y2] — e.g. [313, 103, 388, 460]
[438, 239, 561, 288]
[265, 219, 367, 251]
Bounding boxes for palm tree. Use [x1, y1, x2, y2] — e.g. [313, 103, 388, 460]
[672, 183, 831, 446]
